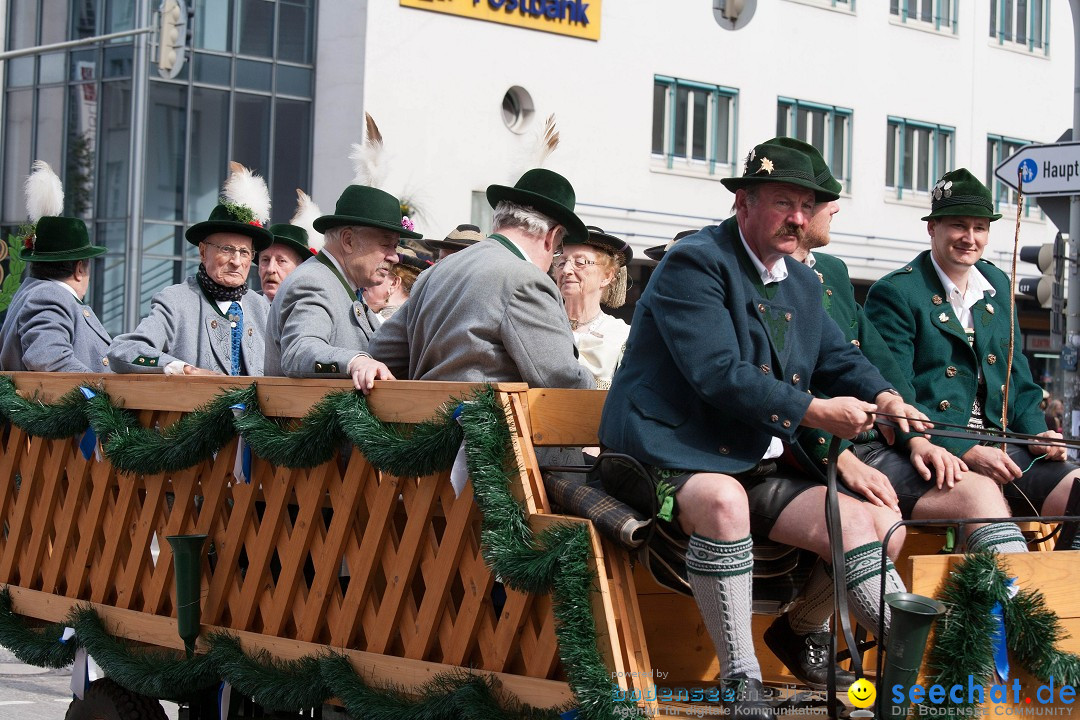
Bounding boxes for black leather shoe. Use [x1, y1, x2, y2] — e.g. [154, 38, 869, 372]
[720, 675, 776, 720]
[763, 613, 857, 692]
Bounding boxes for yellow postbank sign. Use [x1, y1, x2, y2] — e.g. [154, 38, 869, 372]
[400, 0, 601, 41]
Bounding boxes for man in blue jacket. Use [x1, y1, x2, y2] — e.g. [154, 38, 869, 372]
[599, 138, 927, 715]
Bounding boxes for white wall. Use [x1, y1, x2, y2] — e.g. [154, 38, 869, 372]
[316, 0, 1074, 282]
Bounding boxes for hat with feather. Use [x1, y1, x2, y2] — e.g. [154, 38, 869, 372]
[314, 113, 422, 239]
[19, 160, 105, 263]
[186, 161, 274, 251]
[266, 189, 325, 260]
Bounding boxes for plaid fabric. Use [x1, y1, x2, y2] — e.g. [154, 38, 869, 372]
[543, 470, 651, 549]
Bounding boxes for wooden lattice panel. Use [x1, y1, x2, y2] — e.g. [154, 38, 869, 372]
[0, 377, 565, 682]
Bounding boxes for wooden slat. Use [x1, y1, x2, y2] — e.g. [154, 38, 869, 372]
[526, 388, 606, 447]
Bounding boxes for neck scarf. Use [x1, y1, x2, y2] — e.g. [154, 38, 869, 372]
[196, 263, 247, 302]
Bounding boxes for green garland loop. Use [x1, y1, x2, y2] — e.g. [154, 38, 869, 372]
[205, 632, 329, 711]
[85, 385, 257, 475]
[0, 588, 78, 668]
[0, 381, 629, 718]
[926, 551, 1080, 709]
[0, 375, 90, 439]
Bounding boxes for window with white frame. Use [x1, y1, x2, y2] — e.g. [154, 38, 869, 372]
[986, 135, 1044, 218]
[776, 98, 852, 192]
[651, 76, 738, 175]
[885, 118, 954, 197]
[889, 0, 958, 33]
[990, 0, 1049, 54]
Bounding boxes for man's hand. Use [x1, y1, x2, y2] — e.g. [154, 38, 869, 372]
[1030, 430, 1068, 462]
[802, 397, 877, 439]
[908, 437, 967, 490]
[347, 354, 395, 393]
[836, 449, 900, 512]
[960, 444, 1023, 485]
[183, 364, 224, 376]
[874, 391, 931, 444]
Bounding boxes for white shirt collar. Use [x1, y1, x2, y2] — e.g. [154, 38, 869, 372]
[804, 251, 817, 269]
[738, 227, 788, 284]
[929, 253, 996, 309]
[49, 279, 81, 300]
[321, 248, 356, 292]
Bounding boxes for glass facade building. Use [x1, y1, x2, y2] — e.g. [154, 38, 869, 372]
[1, 0, 317, 334]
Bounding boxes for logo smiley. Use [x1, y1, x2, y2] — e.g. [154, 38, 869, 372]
[848, 678, 876, 709]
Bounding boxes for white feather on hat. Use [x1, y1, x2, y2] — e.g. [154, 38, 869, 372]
[222, 161, 271, 226]
[349, 113, 386, 189]
[291, 189, 324, 252]
[24, 160, 64, 223]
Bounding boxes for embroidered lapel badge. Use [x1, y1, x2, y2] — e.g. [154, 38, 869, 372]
[816, 271, 824, 284]
[763, 307, 788, 352]
[931, 295, 943, 305]
[938, 312, 950, 323]
[986, 303, 994, 314]
[758, 157, 775, 174]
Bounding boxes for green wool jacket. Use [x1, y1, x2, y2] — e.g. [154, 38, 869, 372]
[864, 250, 1046, 457]
[793, 252, 915, 473]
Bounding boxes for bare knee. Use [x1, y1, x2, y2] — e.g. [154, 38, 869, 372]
[677, 473, 750, 540]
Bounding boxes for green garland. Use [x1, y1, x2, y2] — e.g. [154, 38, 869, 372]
[927, 551, 1080, 709]
[0, 380, 627, 719]
[0, 588, 78, 668]
[0, 376, 90, 439]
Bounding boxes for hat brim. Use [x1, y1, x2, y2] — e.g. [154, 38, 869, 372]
[921, 205, 1003, 222]
[20, 244, 108, 263]
[566, 232, 633, 265]
[486, 185, 589, 244]
[720, 175, 840, 203]
[266, 237, 313, 260]
[423, 238, 477, 252]
[312, 215, 423, 239]
[186, 221, 274, 251]
[643, 245, 666, 262]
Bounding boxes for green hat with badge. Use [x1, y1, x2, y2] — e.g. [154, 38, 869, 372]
[313, 185, 423, 239]
[770, 137, 843, 197]
[486, 168, 589, 244]
[721, 139, 840, 202]
[921, 168, 1002, 222]
[18, 160, 106, 263]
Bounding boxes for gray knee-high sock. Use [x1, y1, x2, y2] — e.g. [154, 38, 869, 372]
[686, 533, 760, 680]
[787, 560, 834, 635]
[843, 541, 904, 640]
[967, 523, 1028, 554]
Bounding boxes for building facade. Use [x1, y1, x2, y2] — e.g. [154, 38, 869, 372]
[0, 0, 1073, 357]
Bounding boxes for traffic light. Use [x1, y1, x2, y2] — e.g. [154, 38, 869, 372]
[1019, 233, 1065, 310]
[157, 0, 189, 79]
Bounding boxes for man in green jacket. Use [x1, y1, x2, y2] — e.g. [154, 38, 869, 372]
[864, 169, 1079, 541]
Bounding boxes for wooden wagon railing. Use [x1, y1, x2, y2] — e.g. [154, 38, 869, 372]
[2, 373, 1079, 719]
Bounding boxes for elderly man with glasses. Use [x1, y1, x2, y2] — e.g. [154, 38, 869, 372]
[109, 164, 273, 376]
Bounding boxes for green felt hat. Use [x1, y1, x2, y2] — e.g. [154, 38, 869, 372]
[186, 204, 274, 251]
[770, 137, 843, 197]
[312, 185, 422, 238]
[19, 216, 106, 263]
[721, 139, 840, 202]
[486, 168, 589, 244]
[266, 223, 312, 260]
[922, 168, 1002, 222]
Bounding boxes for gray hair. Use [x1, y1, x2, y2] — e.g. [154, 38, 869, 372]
[492, 201, 566, 243]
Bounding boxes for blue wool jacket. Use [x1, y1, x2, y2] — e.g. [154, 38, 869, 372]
[599, 217, 893, 473]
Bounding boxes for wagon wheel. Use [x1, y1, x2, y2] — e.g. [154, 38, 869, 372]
[64, 678, 167, 720]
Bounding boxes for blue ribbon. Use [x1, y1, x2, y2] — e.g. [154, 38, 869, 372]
[990, 577, 1017, 682]
[77, 387, 97, 460]
[452, 403, 465, 421]
[559, 710, 580, 720]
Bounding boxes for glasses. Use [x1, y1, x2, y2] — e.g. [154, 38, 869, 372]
[206, 242, 253, 261]
[554, 257, 599, 270]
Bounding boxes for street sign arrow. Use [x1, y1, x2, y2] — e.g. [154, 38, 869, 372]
[995, 141, 1080, 197]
